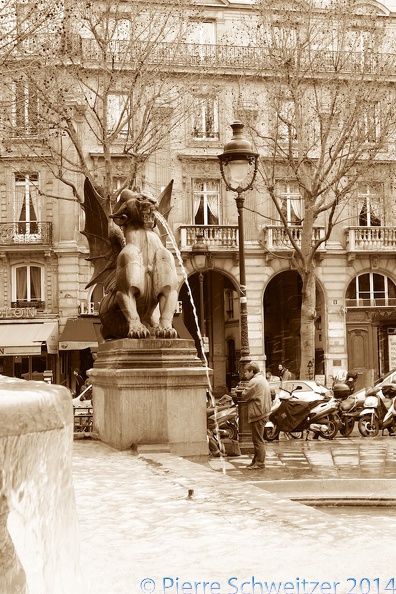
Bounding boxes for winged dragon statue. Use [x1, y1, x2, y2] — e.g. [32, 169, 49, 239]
[82, 177, 178, 340]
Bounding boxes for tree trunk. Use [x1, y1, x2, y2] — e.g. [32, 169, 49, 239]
[300, 269, 316, 380]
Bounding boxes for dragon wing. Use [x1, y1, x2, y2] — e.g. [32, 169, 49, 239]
[82, 177, 124, 290]
[156, 179, 173, 246]
[157, 179, 173, 219]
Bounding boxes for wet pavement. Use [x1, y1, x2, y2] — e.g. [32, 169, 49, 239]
[209, 435, 396, 478]
[72, 435, 396, 594]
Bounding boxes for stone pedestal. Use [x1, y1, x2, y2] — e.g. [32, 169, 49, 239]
[89, 338, 209, 459]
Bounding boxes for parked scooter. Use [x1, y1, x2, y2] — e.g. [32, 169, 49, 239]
[358, 383, 396, 437]
[264, 388, 340, 441]
[207, 394, 239, 456]
[332, 372, 363, 437]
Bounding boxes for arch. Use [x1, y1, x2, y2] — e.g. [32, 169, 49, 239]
[346, 271, 396, 307]
[345, 271, 396, 384]
[87, 283, 105, 314]
[177, 268, 240, 395]
[263, 269, 326, 378]
[352, 0, 390, 16]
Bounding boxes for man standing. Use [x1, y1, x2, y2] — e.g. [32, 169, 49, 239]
[278, 364, 293, 381]
[241, 362, 272, 470]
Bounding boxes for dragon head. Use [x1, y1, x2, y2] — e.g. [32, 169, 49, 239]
[110, 190, 158, 230]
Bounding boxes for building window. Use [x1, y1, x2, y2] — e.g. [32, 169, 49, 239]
[277, 100, 297, 143]
[186, 21, 215, 45]
[224, 288, 238, 320]
[109, 18, 131, 60]
[14, 173, 40, 235]
[357, 183, 382, 226]
[12, 264, 44, 307]
[193, 179, 220, 225]
[107, 93, 130, 138]
[346, 273, 396, 307]
[276, 181, 303, 224]
[191, 97, 219, 140]
[355, 102, 380, 143]
[12, 81, 39, 136]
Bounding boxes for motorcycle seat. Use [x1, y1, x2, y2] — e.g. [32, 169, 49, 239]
[340, 397, 355, 412]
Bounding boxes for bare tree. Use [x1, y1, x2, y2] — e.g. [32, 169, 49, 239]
[0, 0, 62, 61]
[1, 0, 204, 211]
[239, 0, 396, 377]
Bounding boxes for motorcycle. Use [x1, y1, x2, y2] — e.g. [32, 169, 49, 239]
[358, 383, 396, 437]
[264, 388, 340, 441]
[207, 394, 239, 456]
[332, 372, 363, 437]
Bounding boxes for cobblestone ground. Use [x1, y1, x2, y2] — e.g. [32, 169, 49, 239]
[72, 436, 396, 594]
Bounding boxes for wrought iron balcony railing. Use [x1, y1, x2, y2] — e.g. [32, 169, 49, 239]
[7, 33, 396, 75]
[0, 222, 52, 245]
[179, 225, 238, 251]
[77, 39, 396, 74]
[346, 227, 396, 252]
[11, 300, 45, 309]
[263, 225, 326, 251]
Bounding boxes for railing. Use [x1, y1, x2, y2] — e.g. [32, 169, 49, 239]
[77, 39, 396, 74]
[80, 39, 264, 69]
[74, 408, 93, 434]
[179, 225, 238, 250]
[11, 300, 45, 309]
[6, 33, 396, 74]
[346, 297, 396, 308]
[347, 227, 396, 251]
[264, 225, 326, 250]
[0, 222, 52, 245]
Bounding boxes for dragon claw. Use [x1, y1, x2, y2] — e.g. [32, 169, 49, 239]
[155, 326, 178, 339]
[127, 324, 150, 339]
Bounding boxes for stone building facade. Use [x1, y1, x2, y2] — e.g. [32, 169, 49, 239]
[0, 0, 396, 394]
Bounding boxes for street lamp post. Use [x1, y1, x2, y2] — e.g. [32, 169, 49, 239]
[218, 121, 258, 372]
[218, 121, 259, 449]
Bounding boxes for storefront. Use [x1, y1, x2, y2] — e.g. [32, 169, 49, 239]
[0, 319, 59, 380]
[59, 316, 103, 392]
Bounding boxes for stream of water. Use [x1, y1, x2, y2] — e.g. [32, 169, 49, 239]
[1, 426, 82, 594]
[155, 213, 229, 470]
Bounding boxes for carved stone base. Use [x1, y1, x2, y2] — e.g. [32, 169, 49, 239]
[89, 339, 209, 459]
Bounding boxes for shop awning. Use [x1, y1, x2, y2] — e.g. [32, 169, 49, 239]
[0, 322, 59, 355]
[59, 317, 103, 351]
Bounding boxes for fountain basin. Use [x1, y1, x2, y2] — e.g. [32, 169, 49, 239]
[0, 376, 72, 437]
[0, 376, 79, 594]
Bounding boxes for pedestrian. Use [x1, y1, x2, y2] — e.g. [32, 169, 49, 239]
[241, 362, 272, 470]
[278, 364, 293, 381]
[73, 369, 84, 395]
[266, 369, 279, 382]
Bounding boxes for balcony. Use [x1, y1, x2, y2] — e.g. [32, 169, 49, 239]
[10, 300, 45, 310]
[77, 39, 396, 75]
[0, 222, 52, 246]
[179, 225, 238, 251]
[263, 225, 326, 251]
[346, 227, 396, 254]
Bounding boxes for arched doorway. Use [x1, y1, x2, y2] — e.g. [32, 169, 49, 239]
[178, 270, 239, 396]
[263, 270, 325, 379]
[346, 272, 396, 386]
